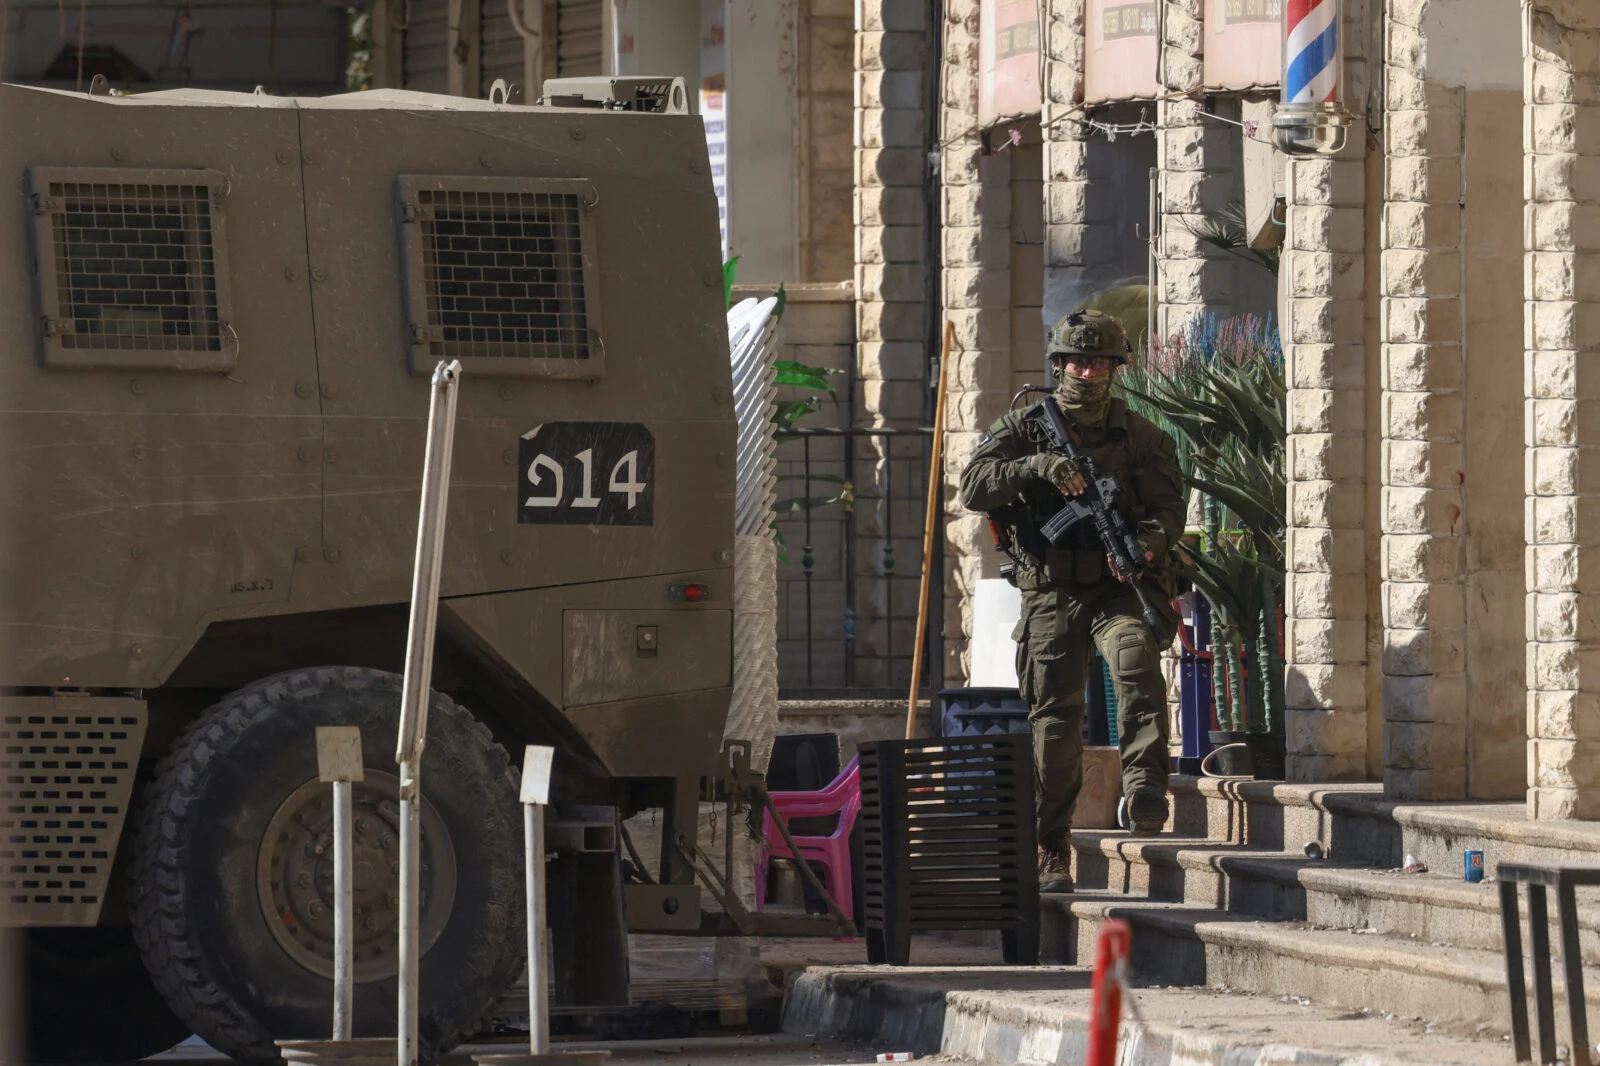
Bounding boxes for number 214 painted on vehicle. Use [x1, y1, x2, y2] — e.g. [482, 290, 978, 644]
[516, 422, 656, 526]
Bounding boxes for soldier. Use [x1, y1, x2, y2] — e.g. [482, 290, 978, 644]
[958, 310, 1185, 893]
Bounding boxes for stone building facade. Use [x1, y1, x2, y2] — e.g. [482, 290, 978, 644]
[890, 0, 1600, 820]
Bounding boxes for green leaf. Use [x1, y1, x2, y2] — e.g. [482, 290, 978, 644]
[722, 256, 740, 311]
[1178, 202, 1279, 278]
[773, 398, 819, 431]
[774, 361, 842, 396]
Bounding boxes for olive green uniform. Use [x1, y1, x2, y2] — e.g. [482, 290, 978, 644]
[958, 398, 1184, 851]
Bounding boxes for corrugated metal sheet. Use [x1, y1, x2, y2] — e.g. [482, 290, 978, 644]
[556, 0, 600, 76]
[402, 0, 450, 92]
[479, 0, 525, 95]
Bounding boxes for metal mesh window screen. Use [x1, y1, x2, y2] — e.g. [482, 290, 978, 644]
[47, 181, 222, 351]
[418, 188, 590, 361]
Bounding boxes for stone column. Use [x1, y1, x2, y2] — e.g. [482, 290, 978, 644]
[939, 0, 1004, 685]
[855, 0, 930, 690]
[1155, 0, 1213, 344]
[1525, 0, 1600, 819]
[1041, 0, 1090, 325]
[1282, 4, 1371, 782]
[1378, 0, 1470, 799]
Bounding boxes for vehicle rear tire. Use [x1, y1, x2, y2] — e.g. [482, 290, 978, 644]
[25, 926, 194, 1063]
[127, 666, 525, 1065]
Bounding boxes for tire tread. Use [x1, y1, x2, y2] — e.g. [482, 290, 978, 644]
[128, 666, 515, 1065]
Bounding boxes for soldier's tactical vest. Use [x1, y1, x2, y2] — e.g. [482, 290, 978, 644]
[1002, 407, 1154, 590]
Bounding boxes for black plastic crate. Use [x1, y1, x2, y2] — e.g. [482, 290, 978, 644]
[859, 734, 1038, 965]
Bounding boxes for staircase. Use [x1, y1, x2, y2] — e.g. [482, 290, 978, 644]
[1050, 775, 1600, 1045]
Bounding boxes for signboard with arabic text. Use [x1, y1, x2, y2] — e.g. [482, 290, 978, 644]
[1203, 0, 1282, 89]
[1084, 0, 1158, 103]
[980, 0, 1041, 127]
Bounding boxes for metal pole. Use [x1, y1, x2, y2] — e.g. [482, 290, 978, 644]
[333, 777, 353, 1041]
[314, 725, 364, 1045]
[525, 803, 548, 1055]
[397, 360, 463, 1066]
[517, 746, 555, 1059]
[802, 434, 814, 688]
[1147, 166, 1158, 354]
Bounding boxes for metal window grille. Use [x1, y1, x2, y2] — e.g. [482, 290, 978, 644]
[27, 167, 234, 371]
[0, 702, 147, 927]
[399, 177, 603, 377]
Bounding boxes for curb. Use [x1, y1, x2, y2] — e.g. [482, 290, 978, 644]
[781, 969, 1427, 1066]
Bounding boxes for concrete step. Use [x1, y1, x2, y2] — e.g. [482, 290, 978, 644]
[1041, 891, 1600, 1051]
[1070, 831, 1311, 917]
[1070, 828, 1600, 963]
[781, 963, 1517, 1065]
[1165, 774, 1600, 873]
[1301, 863, 1600, 965]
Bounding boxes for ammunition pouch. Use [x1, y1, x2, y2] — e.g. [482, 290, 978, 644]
[989, 502, 1111, 589]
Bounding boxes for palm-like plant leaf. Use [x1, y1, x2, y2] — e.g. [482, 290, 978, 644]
[1124, 313, 1286, 737]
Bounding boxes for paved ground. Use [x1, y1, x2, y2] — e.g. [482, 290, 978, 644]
[137, 1034, 940, 1066]
[760, 934, 1005, 976]
[48, 933, 1532, 1066]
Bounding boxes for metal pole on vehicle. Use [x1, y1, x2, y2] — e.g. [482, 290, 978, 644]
[397, 359, 463, 1066]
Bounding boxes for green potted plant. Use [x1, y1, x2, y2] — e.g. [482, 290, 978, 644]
[1120, 314, 1286, 779]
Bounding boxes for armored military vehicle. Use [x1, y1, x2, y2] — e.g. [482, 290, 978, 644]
[0, 78, 736, 1063]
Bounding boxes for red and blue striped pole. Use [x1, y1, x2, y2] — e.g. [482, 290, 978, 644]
[1273, 0, 1350, 154]
[1284, 0, 1340, 104]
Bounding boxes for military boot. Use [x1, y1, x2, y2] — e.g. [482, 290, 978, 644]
[1038, 845, 1074, 894]
[1118, 787, 1169, 838]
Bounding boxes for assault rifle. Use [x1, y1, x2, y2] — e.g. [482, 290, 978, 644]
[1022, 397, 1169, 644]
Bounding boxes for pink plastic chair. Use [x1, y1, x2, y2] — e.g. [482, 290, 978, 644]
[756, 755, 861, 922]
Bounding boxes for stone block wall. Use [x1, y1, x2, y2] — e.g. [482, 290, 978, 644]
[940, 0, 1005, 684]
[1282, 3, 1371, 783]
[800, 0, 857, 283]
[1156, 0, 1211, 344]
[765, 285, 858, 691]
[1525, 0, 1600, 819]
[1039, 0, 1091, 329]
[1380, 0, 1469, 799]
[855, 0, 934, 691]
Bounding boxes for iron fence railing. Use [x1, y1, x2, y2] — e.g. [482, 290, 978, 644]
[775, 425, 938, 698]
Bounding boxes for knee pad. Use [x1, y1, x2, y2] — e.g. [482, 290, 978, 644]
[1108, 623, 1159, 679]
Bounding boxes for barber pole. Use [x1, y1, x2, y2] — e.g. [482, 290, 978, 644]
[1272, 0, 1350, 154]
[1284, 0, 1339, 104]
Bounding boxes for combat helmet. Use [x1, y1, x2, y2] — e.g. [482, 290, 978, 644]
[1046, 309, 1133, 365]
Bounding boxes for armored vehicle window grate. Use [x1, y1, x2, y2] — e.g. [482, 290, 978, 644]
[398, 176, 603, 377]
[50, 182, 220, 350]
[418, 188, 588, 360]
[27, 167, 235, 372]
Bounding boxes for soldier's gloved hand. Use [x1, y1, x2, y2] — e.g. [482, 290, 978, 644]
[1029, 453, 1087, 496]
[1106, 550, 1155, 583]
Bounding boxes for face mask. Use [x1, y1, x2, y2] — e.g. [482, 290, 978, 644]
[1055, 369, 1113, 423]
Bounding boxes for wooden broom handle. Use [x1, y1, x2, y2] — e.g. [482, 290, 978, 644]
[907, 321, 955, 739]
